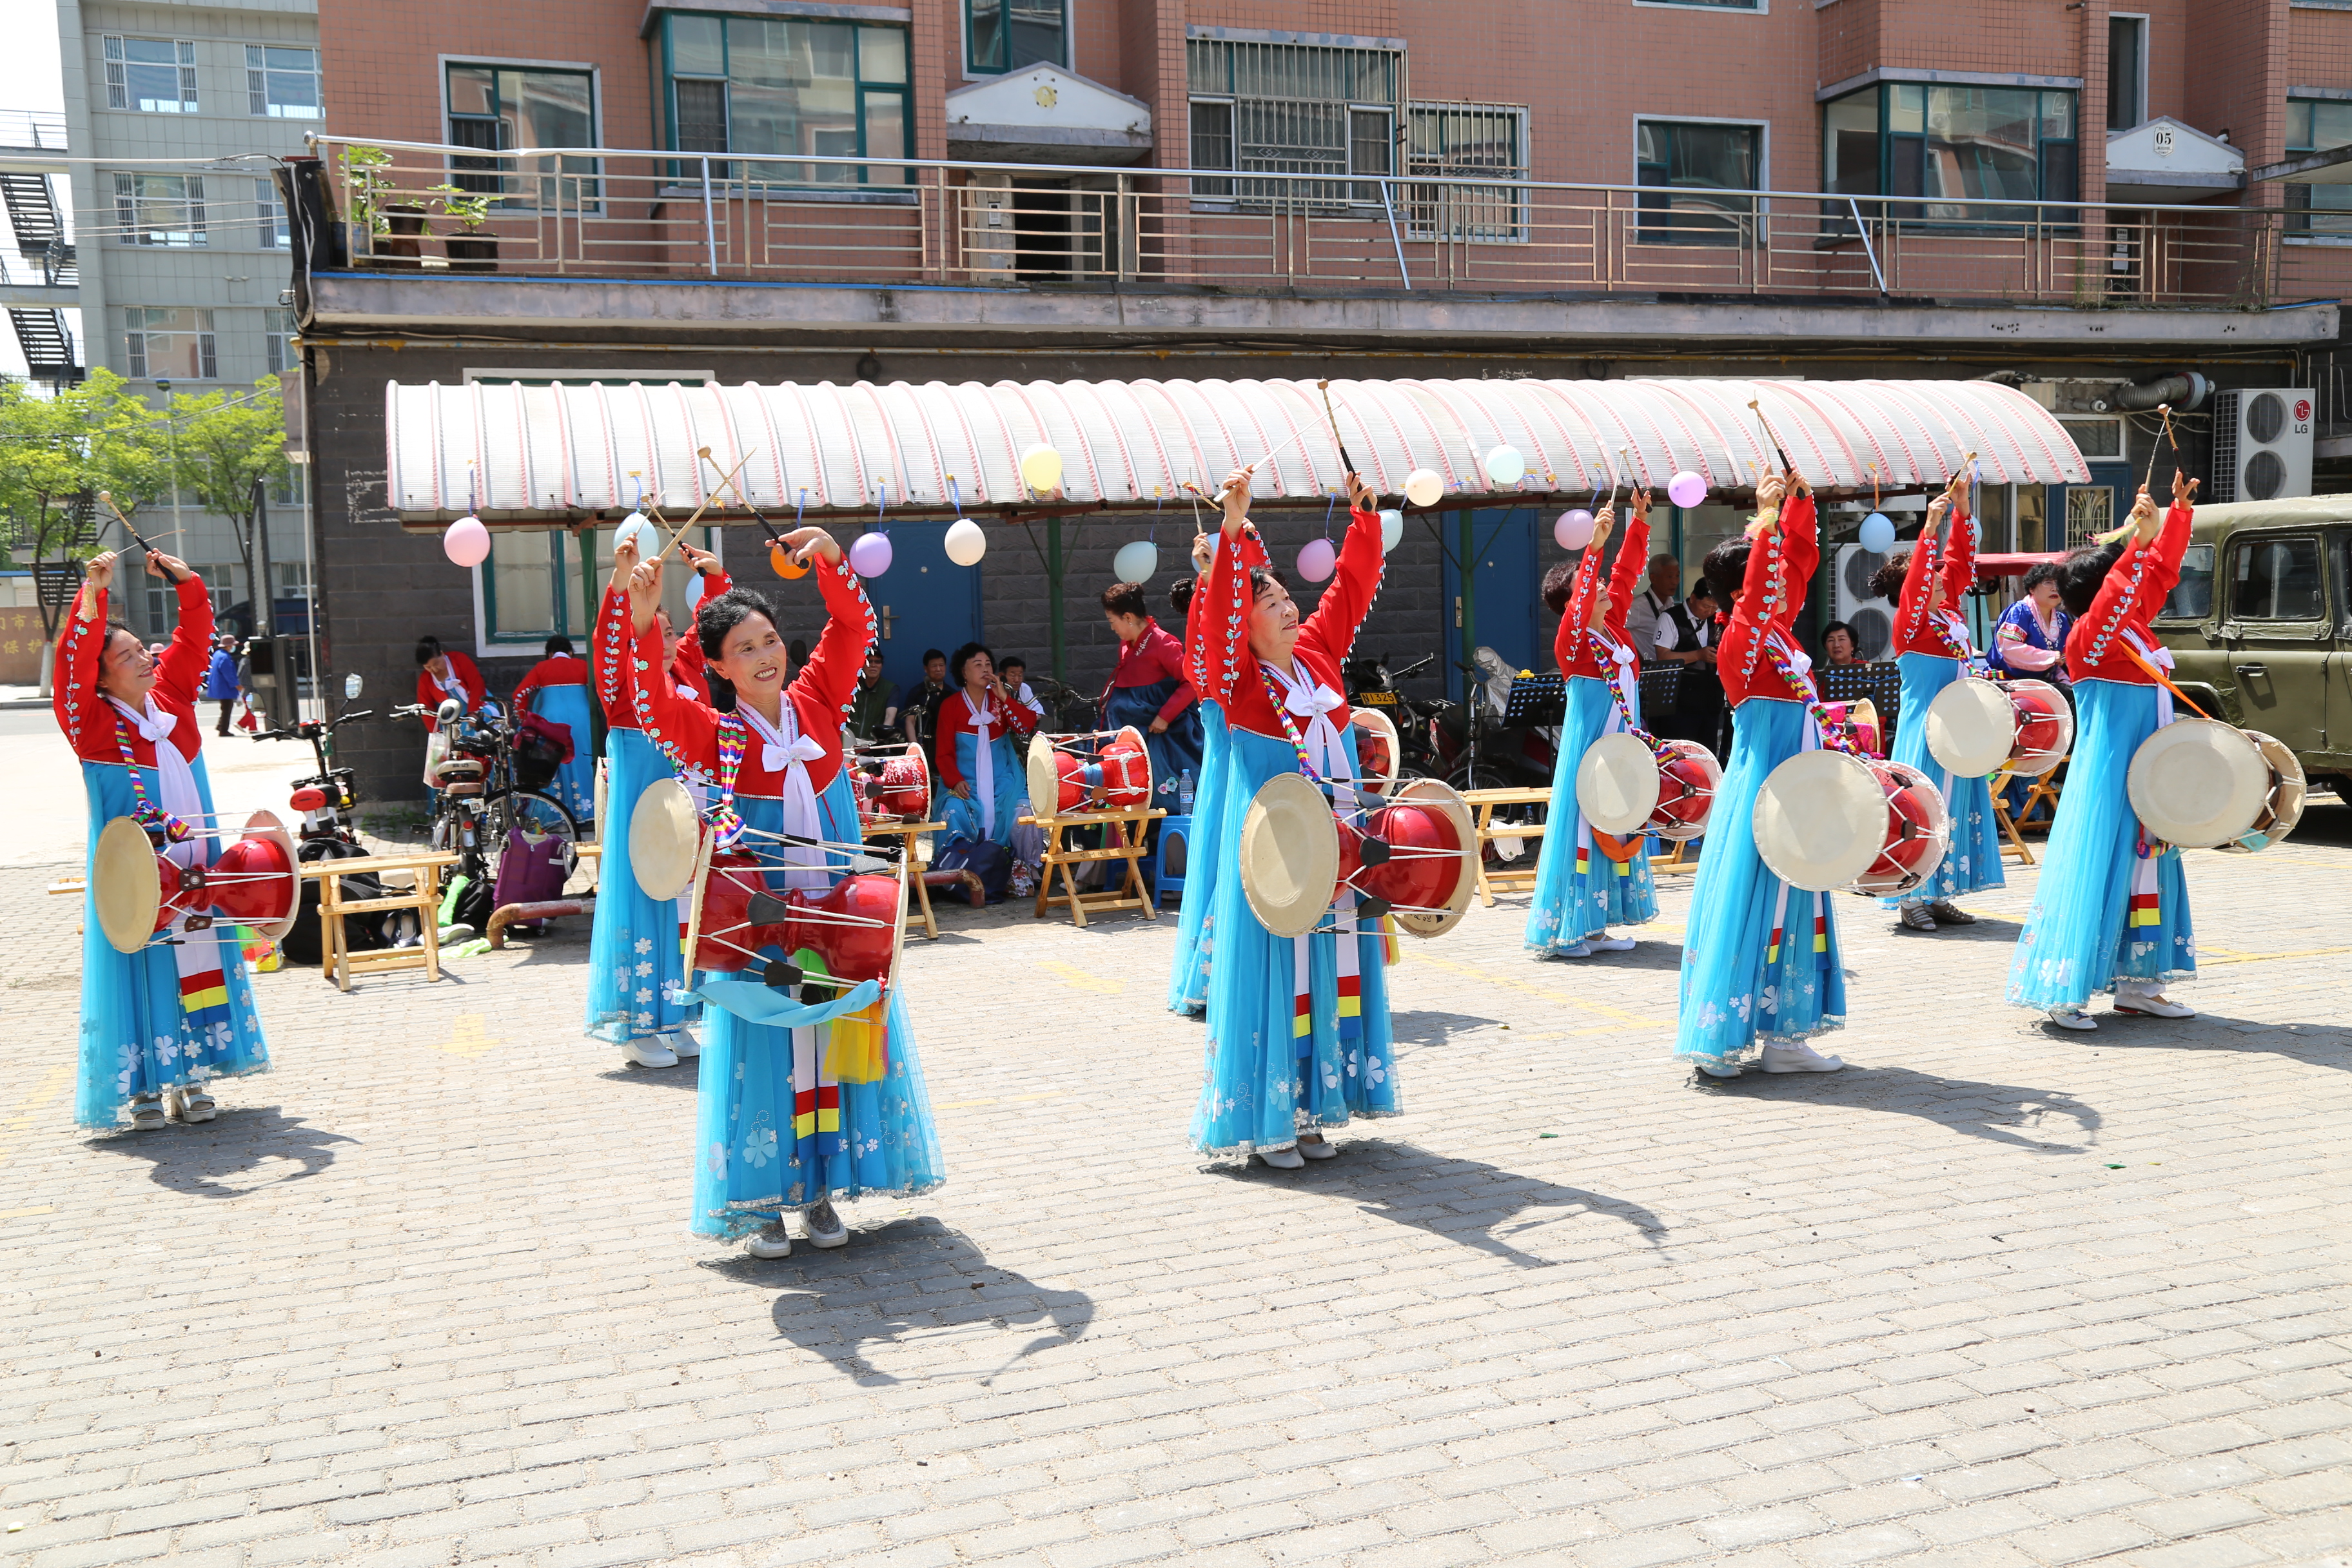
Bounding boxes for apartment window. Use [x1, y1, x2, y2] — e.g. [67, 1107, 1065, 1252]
[256, 176, 289, 248]
[483, 526, 716, 645]
[658, 14, 913, 186]
[113, 172, 207, 246]
[967, 0, 1067, 74]
[271, 469, 308, 511]
[2286, 98, 2352, 236]
[1186, 36, 1402, 206]
[1821, 83, 2079, 216]
[2108, 16, 2146, 131]
[104, 36, 198, 113]
[1637, 119, 1758, 244]
[1406, 103, 1527, 239]
[264, 308, 296, 376]
[124, 308, 217, 380]
[246, 44, 320, 118]
[446, 63, 599, 206]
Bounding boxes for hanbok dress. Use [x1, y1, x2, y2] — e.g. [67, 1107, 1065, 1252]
[415, 650, 485, 727]
[934, 685, 1039, 847]
[1101, 614, 1204, 812]
[1168, 537, 1245, 1015]
[1675, 494, 1849, 1068]
[622, 556, 943, 1235]
[509, 651, 596, 821]
[1883, 512, 2004, 905]
[55, 573, 271, 1128]
[1525, 509, 1659, 955]
[1186, 505, 1402, 1157]
[2006, 503, 2197, 1010]
[583, 571, 730, 1048]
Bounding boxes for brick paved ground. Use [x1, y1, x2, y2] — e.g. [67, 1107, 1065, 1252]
[3, 784, 2349, 1568]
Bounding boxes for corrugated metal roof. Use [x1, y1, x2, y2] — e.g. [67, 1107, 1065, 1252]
[384, 376, 2090, 522]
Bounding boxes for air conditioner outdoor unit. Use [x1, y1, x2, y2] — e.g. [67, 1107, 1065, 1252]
[2211, 388, 2312, 504]
[1832, 544, 1895, 661]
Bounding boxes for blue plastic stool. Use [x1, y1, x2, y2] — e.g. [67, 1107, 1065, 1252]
[1148, 814, 1191, 907]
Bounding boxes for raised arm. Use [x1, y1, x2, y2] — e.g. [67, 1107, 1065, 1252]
[1896, 516, 1945, 647]
[54, 560, 112, 751]
[153, 567, 213, 707]
[1942, 496, 1979, 608]
[1560, 504, 1615, 661]
[1777, 486, 1820, 630]
[625, 615, 719, 772]
[1604, 502, 1651, 642]
[786, 553, 877, 721]
[1297, 480, 1387, 665]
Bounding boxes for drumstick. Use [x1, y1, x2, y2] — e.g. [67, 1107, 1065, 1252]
[94, 491, 180, 556]
[2142, 404, 2181, 496]
[1315, 379, 1357, 475]
[1212, 424, 1317, 504]
[698, 446, 794, 551]
[648, 453, 752, 563]
[1747, 398, 1792, 472]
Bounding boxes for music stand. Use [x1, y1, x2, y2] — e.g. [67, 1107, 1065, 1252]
[1502, 673, 1565, 729]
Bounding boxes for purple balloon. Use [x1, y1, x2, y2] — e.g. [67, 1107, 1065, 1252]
[1554, 509, 1596, 551]
[1297, 537, 1337, 583]
[1667, 470, 1708, 509]
[848, 532, 894, 578]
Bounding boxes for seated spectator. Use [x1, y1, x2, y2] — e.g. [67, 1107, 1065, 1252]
[1821, 620, 1870, 667]
[1988, 564, 2071, 682]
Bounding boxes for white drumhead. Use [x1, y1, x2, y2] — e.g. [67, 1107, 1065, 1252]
[93, 816, 162, 955]
[1239, 772, 1340, 939]
[239, 810, 302, 942]
[1387, 777, 1476, 938]
[1924, 677, 2015, 777]
[629, 777, 703, 902]
[2127, 718, 2271, 849]
[1025, 733, 1061, 820]
[1753, 750, 1886, 894]
[1576, 730, 1661, 836]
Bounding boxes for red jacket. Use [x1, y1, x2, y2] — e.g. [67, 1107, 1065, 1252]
[935, 685, 1040, 790]
[1720, 493, 1822, 709]
[1190, 505, 1384, 742]
[622, 554, 870, 793]
[415, 651, 485, 732]
[1101, 617, 1197, 723]
[593, 569, 732, 729]
[1558, 512, 1650, 681]
[54, 574, 211, 766]
[2068, 504, 2194, 685]
[510, 653, 589, 710]
[1890, 508, 1979, 660]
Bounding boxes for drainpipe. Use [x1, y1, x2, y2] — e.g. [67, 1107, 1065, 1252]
[1048, 517, 1066, 682]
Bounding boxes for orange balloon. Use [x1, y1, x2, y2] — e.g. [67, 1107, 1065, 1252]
[770, 542, 808, 580]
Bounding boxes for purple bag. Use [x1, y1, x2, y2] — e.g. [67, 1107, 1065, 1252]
[492, 827, 573, 930]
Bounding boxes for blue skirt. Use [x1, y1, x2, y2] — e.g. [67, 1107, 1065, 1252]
[2006, 680, 2196, 1010]
[1167, 698, 1227, 1015]
[1885, 652, 2005, 903]
[939, 730, 1032, 845]
[75, 758, 271, 1128]
[1525, 674, 1658, 954]
[1675, 699, 1848, 1063]
[586, 728, 695, 1045]
[1104, 676, 1204, 815]
[526, 683, 596, 823]
[690, 771, 944, 1237]
[1190, 723, 1401, 1157]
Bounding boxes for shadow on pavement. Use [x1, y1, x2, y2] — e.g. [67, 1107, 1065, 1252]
[1708, 1063, 2102, 1152]
[2095, 1012, 2352, 1073]
[703, 1216, 1093, 1387]
[1389, 1009, 1501, 1046]
[96, 1105, 357, 1195]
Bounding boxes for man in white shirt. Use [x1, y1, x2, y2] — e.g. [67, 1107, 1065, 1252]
[1650, 580, 1723, 752]
[999, 654, 1047, 720]
[1626, 553, 1682, 662]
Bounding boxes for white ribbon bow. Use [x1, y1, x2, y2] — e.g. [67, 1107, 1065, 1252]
[2121, 629, 2177, 728]
[1263, 660, 1348, 780]
[734, 700, 830, 890]
[107, 694, 204, 870]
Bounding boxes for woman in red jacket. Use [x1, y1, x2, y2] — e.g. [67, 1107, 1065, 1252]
[2007, 473, 2200, 1028]
[413, 637, 484, 730]
[1525, 491, 1658, 958]
[1099, 580, 1204, 810]
[1676, 470, 1848, 1077]
[55, 551, 271, 1130]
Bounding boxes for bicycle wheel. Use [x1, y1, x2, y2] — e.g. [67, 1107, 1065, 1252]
[497, 789, 580, 848]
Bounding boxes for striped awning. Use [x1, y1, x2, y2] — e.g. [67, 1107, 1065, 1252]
[383, 375, 2090, 524]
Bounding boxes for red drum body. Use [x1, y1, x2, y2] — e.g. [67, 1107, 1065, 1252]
[854, 744, 932, 823]
[1336, 799, 1462, 914]
[2004, 680, 2073, 778]
[1055, 736, 1151, 812]
[93, 812, 299, 954]
[1852, 760, 1951, 897]
[1646, 739, 1721, 841]
[692, 855, 902, 984]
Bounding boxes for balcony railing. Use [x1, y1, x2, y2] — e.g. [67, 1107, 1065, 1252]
[0, 110, 67, 150]
[312, 134, 2328, 311]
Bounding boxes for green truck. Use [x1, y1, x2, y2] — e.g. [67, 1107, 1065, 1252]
[2155, 494, 2352, 798]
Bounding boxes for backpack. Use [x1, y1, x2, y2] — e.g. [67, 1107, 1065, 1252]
[280, 838, 393, 965]
[930, 835, 1012, 905]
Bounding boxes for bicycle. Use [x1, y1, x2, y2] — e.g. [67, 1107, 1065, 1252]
[256, 672, 424, 961]
[399, 699, 582, 916]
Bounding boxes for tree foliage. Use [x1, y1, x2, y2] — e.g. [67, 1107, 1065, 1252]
[0, 369, 175, 638]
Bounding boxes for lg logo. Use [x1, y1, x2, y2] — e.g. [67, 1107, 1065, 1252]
[2295, 397, 2313, 422]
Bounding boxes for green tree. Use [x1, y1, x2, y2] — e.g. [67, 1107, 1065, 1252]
[156, 375, 291, 631]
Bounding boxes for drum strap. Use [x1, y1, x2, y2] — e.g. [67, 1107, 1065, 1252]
[2119, 631, 2208, 723]
[1757, 635, 1863, 758]
[1259, 660, 1364, 1047]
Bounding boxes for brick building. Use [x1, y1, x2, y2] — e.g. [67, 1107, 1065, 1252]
[286, 0, 2352, 801]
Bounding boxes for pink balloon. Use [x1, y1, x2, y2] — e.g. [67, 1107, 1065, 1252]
[848, 532, 894, 578]
[443, 516, 490, 569]
[1297, 537, 1337, 583]
[1554, 509, 1596, 551]
[1667, 471, 1709, 509]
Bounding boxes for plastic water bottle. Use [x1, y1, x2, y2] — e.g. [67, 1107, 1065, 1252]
[1177, 768, 1195, 814]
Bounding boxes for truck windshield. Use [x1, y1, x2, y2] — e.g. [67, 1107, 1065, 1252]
[2161, 543, 2213, 620]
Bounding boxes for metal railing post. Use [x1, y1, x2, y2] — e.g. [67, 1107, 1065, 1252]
[701, 157, 718, 276]
[1380, 177, 1411, 289]
[1848, 197, 1886, 294]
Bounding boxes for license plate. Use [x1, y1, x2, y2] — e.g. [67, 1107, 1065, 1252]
[1358, 691, 1397, 705]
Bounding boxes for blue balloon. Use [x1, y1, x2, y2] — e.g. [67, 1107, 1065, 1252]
[1858, 513, 1896, 553]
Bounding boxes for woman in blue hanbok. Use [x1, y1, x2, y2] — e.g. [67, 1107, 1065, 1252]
[587, 542, 730, 1068]
[55, 551, 270, 1130]
[509, 634, 596, 822]
[621, 531, 943, 1257]
[1874, 477, 2004, 931]
[1168, 538, 1228, 1015]
[933, 643, 1041, 854]
[1188, 469, 1401, 1166]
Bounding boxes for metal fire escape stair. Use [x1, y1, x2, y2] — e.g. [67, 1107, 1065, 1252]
[0, 166, 80, 385]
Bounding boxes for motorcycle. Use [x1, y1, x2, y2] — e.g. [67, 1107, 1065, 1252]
[1340, 651, 1447, 780]
[251, 673, 421, 961]
[1431, 646, 1558, 794]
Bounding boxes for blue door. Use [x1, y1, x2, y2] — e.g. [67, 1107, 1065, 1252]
[1437, 508, 1544, 700]
[858, 523, 981, 699]
[2051, 461, 2137, 553]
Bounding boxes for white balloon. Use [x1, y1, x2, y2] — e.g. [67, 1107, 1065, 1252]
[1019, 444, 1064, 493]
[1113, 539, 1159, 583]
[945, 518, 987, 567]
[613, 513, 659, 559]
[1484, 444, 1527, 485]
[1378, 509, 1404, 553]
[1404, 467, 1444, 509]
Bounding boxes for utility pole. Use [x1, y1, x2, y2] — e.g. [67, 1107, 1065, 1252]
[252, 476, 275, 642]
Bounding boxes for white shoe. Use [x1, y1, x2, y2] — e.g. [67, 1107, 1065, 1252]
[165, 1086, 216, 1124]
[745, 1222, 792, 1259]
[1297, 1137, 1338, 1160]
[1551, 941, 1594, 959]
[1762, 1042, 1845, 1073]
[2048, 1006, 2099, 1032]
[623, 1037, 680, 1068]
[1694, 1059, 1743, 1079]
[129, 1093, 166, 1131]
[1259, 1146, 1306, 1169]
[2113, 988, 2195, 1020]
[663, 1030, 701, 1060]
[803, 1199, 848, 1248]
[1590, 934, 1637, 952]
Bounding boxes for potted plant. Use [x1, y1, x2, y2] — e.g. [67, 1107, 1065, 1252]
[428, 183, 500, 273]
[340, 145, 419, 268]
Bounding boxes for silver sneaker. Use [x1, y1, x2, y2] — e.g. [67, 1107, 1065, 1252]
[1927, 901, 1977, 926]
[1897, 903, 1938, 932]
[804, 1199, 848, 1248]
[745, 1222, 792, 1259]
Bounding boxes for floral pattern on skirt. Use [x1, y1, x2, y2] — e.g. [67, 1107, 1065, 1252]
[1883, 651, 2005, 904]
[1525, 674, 1658, 954]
